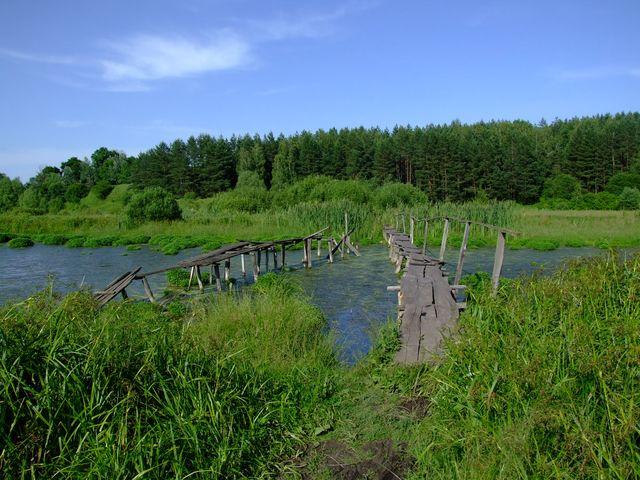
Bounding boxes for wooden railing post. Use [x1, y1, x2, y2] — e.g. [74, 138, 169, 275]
[402, 213, 407, 233]
[439, 217, 450, 262]
[491, 230, 506, 296]
[454, 221, 471, 286]
[409, 216, 415, 244]
[213, 264, 221, 292]
[241, 254, 246, 277]
[141, 277, 155, 303]
[280, 244, 286, 269]
[422, 219, 429, 255]
[251, 252, 259, 280]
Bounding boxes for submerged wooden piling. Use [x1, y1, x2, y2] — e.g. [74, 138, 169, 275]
[492, 230, 506, 296]
[453, 221, 471, 286]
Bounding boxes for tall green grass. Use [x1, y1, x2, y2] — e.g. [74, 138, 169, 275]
[0, 275, 336, 478]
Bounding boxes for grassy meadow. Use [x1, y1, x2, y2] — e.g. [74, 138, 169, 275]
[1, 179, 639, 254]
[1, 252, 638, 478]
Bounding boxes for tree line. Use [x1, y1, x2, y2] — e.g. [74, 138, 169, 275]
[1, 112, 639, 212]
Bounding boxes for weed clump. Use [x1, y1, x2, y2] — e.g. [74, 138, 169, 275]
[7, 237, 33, 248]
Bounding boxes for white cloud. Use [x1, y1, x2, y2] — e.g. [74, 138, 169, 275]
[0, 47, 76, 65]
[552, 66, 640, 81]
[100, 32, 251, 83]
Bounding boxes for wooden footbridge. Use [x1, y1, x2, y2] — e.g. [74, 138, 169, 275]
[385, 215, 516, 364]
[95, 222, 359, 307]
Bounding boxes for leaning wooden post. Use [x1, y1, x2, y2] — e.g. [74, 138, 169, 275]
[453, 221, 471, 286]
[187, 266, 195, 290]
[241, 254, 246, 277]
[439, 217, 450, 262]
[317, 238, 321, 257]
[402, 213, 407, 233]
[121, 289, 128, 300]
[195, 266, 204, 292]
[251, 252, 259, 280]
[409, 216, 415, 244]
[395, 214, 399, 230]
[141, 277, 155, 303]
[344, 212, 349, 245]
[328, 238, 334, 263]
[422, 219, 429, 255]
[491, 230, 506, 296]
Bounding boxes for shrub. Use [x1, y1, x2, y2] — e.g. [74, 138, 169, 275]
[126, 187, 182, 223]
[605, 172, 640, 195]
[66, 236, 87, 248]
[542, 173, 582, 200]
[0, 233, 14, 243]
[573, 191, 619, 210]
[93, 180, 114, 200]
[35, 234, 69, 245]
[166, 268, 212, 289]
[618, 187, 640, 210]
[210, 188, 271, 213]
[373, 182, 427, 209]
[236, 170, 266, 190]
[8, 237, 34, 248]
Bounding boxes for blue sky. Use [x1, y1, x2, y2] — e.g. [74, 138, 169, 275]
[1, 0, 638, 181]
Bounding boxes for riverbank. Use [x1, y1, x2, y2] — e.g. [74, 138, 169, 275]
[1, 253, 638, 477]
[1, 192, 639, 254]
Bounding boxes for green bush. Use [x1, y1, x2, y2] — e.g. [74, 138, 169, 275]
[618, 187, 640, 210]
[542, 173, 582, 200]
[373, 182, 427, 208]
[0, 233, 14, 243]
[236, 170, 266, 190]
[211, 187, 271, 213]
[35, 234, 69, 245]
[605, 172, 640, 195]
[93, 180, 114, 200]
[66, 236, 87, 248]
[126, 187, 182, 223]
[8, 237, 34, 248]
[573, 191, 619, 210]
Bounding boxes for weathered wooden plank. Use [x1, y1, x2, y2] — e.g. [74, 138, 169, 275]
[492, 230, 506, 296]
[453, 221, 471, 286]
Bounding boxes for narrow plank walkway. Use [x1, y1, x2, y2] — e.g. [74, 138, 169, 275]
[383, 227, 460, 364]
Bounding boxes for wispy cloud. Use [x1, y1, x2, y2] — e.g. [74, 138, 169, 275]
[100, 32, 251, 83]
[0, 2, 375, 92]
[552, 66, 640, 81]
[0, 47, 76, 65]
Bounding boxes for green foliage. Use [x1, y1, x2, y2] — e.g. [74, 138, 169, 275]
[66, 236, 87, 248]
[236, 170, 266, 190]
[373, 182, 427, 208]
[7, 237, 34, 248]
[126, 187, 182, 223]
[409, 253, 640, 478]
[618, 187, 640, 210]
[34, 234, 69, 245]
[542, 173, 582, 200]
[92, 180, 114, 199]
[165, 268, 211, 288]
[605, 171, 640, 195]
[0, 233, 14, 243]
[0, 277, 334, 478]
[0, 173, 24, 211]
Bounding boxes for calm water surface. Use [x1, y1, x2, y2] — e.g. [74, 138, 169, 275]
[0, 243, 630, 363]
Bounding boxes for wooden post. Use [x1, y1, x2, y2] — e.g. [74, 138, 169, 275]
[213, 264, 222, 291]
[141, 277, 155, 303]
[195, 266, 204, 292]
[402, 213, 406, 233]
[187, 266, 195, 290]
[409, 216, 415, 244]
[251, 252, 259, 280]
[344, 212, 349, 245]
[302, 240, 308, 264]
[422, 219, 429, 255]
[241, 254, 246, 277]
[257, 250, 262, 274]
[395, 214, 399, 230]
[453, 221, 471, 286]
[439, 217, 450, 262]
[224, 259, 231, 281]
[273, 247, 279, 270]
[265, 248, 270, 272]
[328, 238, 334, 263]
[305, 238, 313, 268]
[120, 289, 128, 300]
[317, 238, 321, 257]
[280, 244, 286, 269]
[491, 230, 506, 296]
[210, 264, 214, 285]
